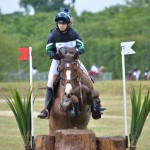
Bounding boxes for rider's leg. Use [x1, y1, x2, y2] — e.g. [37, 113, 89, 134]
[38, 60, 59, 119]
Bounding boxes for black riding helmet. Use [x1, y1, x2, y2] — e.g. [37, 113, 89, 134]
[55, 9, 71, 24]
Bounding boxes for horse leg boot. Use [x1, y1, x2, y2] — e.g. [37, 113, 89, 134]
[91, 98, 106, 119]
[74, 103, 81, 117]
[38, 87, 53, 119]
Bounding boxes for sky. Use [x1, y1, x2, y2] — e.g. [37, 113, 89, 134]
[0, 0, 126, 15]
[75, 0, 126, 15]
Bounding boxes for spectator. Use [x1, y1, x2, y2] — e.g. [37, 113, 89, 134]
[91, 64, 99, 73]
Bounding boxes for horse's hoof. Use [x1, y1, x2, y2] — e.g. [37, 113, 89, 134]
[92, 107, 106, 119]
[92, 111, 101, 119]
[92, 109, 104, 119]
[99, 107, 106, 111]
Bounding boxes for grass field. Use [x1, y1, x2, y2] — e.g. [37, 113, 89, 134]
[0, 80, 150, 150]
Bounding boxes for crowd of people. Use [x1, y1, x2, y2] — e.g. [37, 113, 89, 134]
[127, 66, 150, 80]
[88, 65, 150, 81]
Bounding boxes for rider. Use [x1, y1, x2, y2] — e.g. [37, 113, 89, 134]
[38, 9, 103, 119]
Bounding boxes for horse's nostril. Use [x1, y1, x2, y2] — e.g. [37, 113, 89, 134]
[65, 92, 72, 98]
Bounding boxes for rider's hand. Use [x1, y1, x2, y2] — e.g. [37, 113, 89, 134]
[48, 52, 61, 60]
[52, 53, 61, 60]
[76, 48, 83, 55]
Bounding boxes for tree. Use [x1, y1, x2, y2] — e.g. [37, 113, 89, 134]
[126, 0, 150, 6]
[19, 0, 67, 13]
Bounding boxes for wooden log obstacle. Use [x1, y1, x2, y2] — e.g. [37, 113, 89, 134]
[35, 129, 126, 150]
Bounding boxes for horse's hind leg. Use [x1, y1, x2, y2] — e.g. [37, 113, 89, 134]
[91, 89, 106, 119]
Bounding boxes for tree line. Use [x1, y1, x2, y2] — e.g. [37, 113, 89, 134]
[0, 3, 150, 80]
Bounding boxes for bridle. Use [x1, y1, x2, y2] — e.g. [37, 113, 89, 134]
[58, 57, 90, 115]
[59, 60, 79, 98]
[59, 59, 79, 83]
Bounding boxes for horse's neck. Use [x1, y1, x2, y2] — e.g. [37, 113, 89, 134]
[57, 81, 65, 99]
[77, 68, 93, 88]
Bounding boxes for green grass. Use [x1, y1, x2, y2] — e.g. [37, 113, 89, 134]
[0, 80, 150, 150]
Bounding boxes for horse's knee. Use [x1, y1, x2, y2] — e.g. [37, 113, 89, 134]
[71, 95, 79, 104]
[91, 90, 99, 99]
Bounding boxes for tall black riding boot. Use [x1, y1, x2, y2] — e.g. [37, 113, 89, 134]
[37, 87, 53, 119]
[91, 98, 106, 119]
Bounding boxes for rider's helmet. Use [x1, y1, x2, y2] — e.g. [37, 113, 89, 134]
[55, 9, 71, 24]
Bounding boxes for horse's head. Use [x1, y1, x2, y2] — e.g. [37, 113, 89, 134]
[58, 47, 79, 60]
[58, 47, 79, 98]
[58, 47, 82, 116]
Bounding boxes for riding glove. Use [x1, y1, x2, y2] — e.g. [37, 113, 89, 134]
[76, 48, 84, 55]
[48, 51, 61, 60]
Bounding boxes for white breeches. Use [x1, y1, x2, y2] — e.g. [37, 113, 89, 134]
[47, 60, 59, 87]
[47, 59, 89, 88]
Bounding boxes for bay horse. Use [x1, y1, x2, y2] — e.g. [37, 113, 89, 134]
[49, 47, 105, 135]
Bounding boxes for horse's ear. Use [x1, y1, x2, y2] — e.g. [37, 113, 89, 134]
[73, 51, 79, 60]
[58, 48, 65, 59]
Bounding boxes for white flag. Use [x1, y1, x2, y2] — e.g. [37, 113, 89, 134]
[121, 41, 135, 55]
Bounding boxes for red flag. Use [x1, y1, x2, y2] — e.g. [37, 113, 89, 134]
[18, 48, 30, 60]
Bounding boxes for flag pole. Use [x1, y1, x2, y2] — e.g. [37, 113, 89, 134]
[29, 47, 34, 150]
[121, 46, 128, 148]
[120, 41, 135, 148]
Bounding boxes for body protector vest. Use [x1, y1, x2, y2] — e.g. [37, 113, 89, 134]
[46, 27, 85, 56]
[51, 27, 77, 42]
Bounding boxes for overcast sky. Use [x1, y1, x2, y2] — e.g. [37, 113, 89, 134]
[75, 0, 125, 15]
[0, 0, 126, 15]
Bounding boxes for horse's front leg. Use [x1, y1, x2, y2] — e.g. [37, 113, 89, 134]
[91, 90, 106, 119]
[65, 95, 80, 117]
[71, 95, 80, 117]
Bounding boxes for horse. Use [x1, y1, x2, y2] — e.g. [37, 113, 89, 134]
[49, 47, 105, 135]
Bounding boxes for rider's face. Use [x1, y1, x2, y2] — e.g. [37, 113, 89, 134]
[57, 22, 68, 31]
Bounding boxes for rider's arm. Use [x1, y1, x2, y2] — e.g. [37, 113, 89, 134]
[76, 32, 85, 55]
[46, 33, 60, 60]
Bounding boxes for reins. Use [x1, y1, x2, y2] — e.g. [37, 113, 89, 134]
[59, 59, 85, 108]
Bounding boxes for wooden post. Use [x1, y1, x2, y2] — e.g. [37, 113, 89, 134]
[35, 135, 55, 150]
[35, 131, 126, 150]
[55, 129, 96, 150]
[96, 136, 126, 150]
